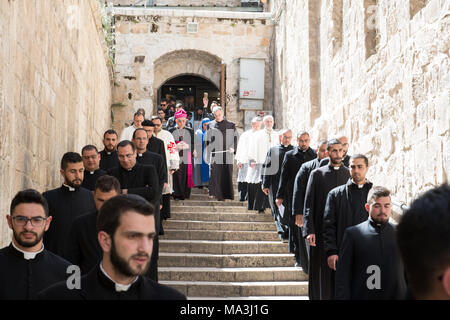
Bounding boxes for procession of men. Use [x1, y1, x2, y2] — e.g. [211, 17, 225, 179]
[1, 99, 448, 301]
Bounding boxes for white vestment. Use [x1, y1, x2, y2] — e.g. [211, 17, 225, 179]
[155, 129, 180, 194]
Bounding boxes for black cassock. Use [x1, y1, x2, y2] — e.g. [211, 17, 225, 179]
[146, 135, 167, 166]
[170, 127, 195, 200]
[38, 263, 186, 300]
[108, 163, 161, 282]
[43, 185, 96, 259]
[81, 168, 107, 191]
[261, 144, 294, 237]
[322, 179, 373, 298]
[335, 219, 407, 300]
[66, 210, 101, 275]
[137, 151, 167, 192]
[99, 149, 120, 171]
[0, 244, 71, 299]
[303, 164, 350, 300]
[205, 119, 238, 201]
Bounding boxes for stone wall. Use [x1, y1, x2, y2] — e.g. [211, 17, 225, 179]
[111, 1, 244, 7]
[273, 0, 449, 208]
[0, 0, 112, 247]
[111, 8, 273, 132]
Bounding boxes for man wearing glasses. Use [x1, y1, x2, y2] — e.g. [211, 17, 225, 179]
[0, 189, 71, 299]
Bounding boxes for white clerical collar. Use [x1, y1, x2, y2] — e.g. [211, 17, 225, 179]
[138, 153, 143, 157]
[107, 151, 112, 155]
[333, 166, 340, 170]
[89, 171, 95, 175]
[100, 262, 138, 292]
[63, 184, 76, 191]
[12, 241, 44, 260]
[352, 179, 365, 188]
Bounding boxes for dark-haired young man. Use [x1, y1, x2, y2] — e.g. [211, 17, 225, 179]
[142, 120, 166, 162]
[43, 152, 96, 258]
[396, 183, 450, 300]
[335, 186, 407, 300]
[100, 129, 120, 171]
[38, 194, 186, 300]
[66, 175, 121, 274]
[0, 189, 71, 299]
[81, 145, 106, 191]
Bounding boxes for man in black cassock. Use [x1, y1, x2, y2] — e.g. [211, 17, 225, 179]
[323, 154, 373, 299]
[303, 139, 350, 300]
[169, 109, 195, 200]
[107, 140, 161, 282]
[99, 129, 120, 171]
[276, 131, 316, 268]
[262, 129, 293, 240]
[335, 186, 407, 300]
[142, 120, 167, 164]
[205, 106, 238, 201]
[81, 145, 106, 191]
[66, 175, 121, 274]
[291, 139, 328, 273]
[0, 189, 71, 300]
[319, 135, 351, 168]
[38, 194, 186, 300]
[43, 152, 96, 259]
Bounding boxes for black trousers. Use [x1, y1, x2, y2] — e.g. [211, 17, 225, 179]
[238, 182, 248, 202]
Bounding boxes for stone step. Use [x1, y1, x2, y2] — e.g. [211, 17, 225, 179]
[159, 240, 288, 254]
[190, 188, 239, 196]
[158, 266, 308, 282]
[161, 229, 280, 241]
[172, 200, 247, 207]
[163, 220, 277, 232]
[188, 194, 246, 202]
[172, 206, 250, 213]
[168, 211, 274, 222]
[158, 253, 295, 268]
[159, 280, 309, 297]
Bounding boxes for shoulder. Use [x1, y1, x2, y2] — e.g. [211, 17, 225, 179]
[143, 278, 186, 300]
[43, 249, 72, 268]
[37, 279, 80, 300]
[72, 211, 97, 227]
[329, 184, 347, 196]
[43, 187, 61, 198]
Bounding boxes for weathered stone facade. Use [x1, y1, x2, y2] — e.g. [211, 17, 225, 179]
[0, 0, 112, 247]
[272, 0, 449, 209]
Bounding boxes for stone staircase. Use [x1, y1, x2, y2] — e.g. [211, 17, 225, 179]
[158, 187, 309, 300]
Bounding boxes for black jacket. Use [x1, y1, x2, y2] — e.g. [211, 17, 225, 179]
[147, 135, 167, 166]
[38, 263, 186, 300]
[335, 219, 407, 300]
[136, 151, 167, 191]
[323, 179, 373, 257]
[261, 144, 294, 192]
[81, 168, 107, 191]
[99, 150, 120, 171]
[291, 158, 321, 216]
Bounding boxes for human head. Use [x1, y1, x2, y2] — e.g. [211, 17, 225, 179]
[136, 108, 145, 119]
[103, 129, 118, 152]
[210, 101, 218, 110]
[133, 112, 144, 128]
[396, 184, 450, 300]
[365, 186, 391, 224]
[81, 145, 100, 172]
[280, 129, 293, 147]
[338, 135, 349, 157]
[97, 194, 155, 278]
[142, 119, 155, 137]
[349, 154, 369, 184]
[60, 152, 84, 188]
[262, 115, 274, 131]
[7, 189, 52, 250]
[117, 140, 137, 170]
[175, 109, 188, 129]
[326, 139, 343, 166]
[151, 116, 163, 133]
[160, 99, 168, 110]
[251, 117, 262, 131]
[296, 131, 310, 151]
[212, 106, 224, 122]
[201, 118, 211, 131]
[157, 108, 166, 120]
[132, 128, 149, 154]
[93, 175, 121, 211]
[316, 139, 328, 160]
[175, 102, 184, 111]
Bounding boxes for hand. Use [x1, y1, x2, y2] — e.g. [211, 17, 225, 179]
[193, 150, 198, 158]
[262, 188, 269, 195]
[295, 214, 303, 227]
[275, 198, 283, 207]
[229, 147, 234, 153]
[169, 170, 175, 175]
[306, 234, 316, 247]
[237, 162, 243, 169]
[250, 162, 256, 169]
[160, 204, 163, 210]
[327, 255, 339, 271]
[203, 97, 208, 108]
[163, 183, 168, 189]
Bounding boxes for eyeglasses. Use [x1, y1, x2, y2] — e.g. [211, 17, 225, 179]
[12, 216, 47, 227]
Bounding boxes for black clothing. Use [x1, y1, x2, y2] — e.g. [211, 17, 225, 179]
[43, 185, 96, 259]
[292, 158, 321, 216]
[38, 263, 186, 300]
[136, 151, 167, 192]
[247, 181, 270, 211]
[303, 164, 350, 300]
[66, 211, 102, 274]
[0, 244, 71, 300]
[335, 219, 407, 300]
[146, 135, 167, 166]
[205, 119, 238, 201]
[237, 181, 248, 202]
[99, 150, 120, 171]
[319, 155, 351, 168]
[81, 168, 107, 191]
[170, 126, 195, 200]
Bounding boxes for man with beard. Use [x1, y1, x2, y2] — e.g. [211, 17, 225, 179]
[38, 194, 186, 300]
[43, 152, 96, 258]
[66, 175, 121, 274]
[303, 139, 350, 300]
[81, 145, 107, 191]
[99, 129, 120, 171]
[320, 135, 351, 168]
[107, 140, 161, 282]
[0, 189, 71, 299]
[323, 154, 373, 298]
[335, 186, 407, 300]
[262, 129, 293, 240]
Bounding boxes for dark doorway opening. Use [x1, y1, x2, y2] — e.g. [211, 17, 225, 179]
[158, 75, 220, 113]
